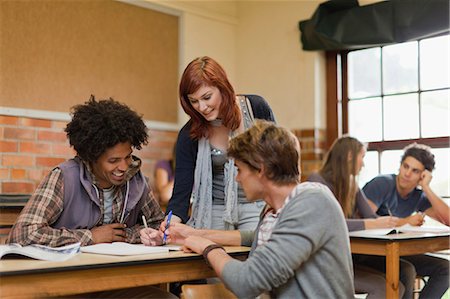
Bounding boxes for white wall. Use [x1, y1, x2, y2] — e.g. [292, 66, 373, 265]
[143, 0, 325, 130]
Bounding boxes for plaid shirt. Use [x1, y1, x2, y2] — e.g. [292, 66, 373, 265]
[7, 163, 164, 247]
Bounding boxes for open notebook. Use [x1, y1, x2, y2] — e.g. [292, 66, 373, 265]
[349, 224, 450, 237]
[0, 242, 80, 261]
[80, 242, 180, 256]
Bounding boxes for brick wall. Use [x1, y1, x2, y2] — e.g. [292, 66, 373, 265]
[292, 128, 327, 181]
[0, 115, 177, 195]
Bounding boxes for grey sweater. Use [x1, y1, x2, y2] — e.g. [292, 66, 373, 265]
[224, 182, 354, 299]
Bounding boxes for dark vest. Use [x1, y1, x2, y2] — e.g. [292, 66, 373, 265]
[52, 158, 148, 229]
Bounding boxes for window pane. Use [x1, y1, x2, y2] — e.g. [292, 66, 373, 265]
[348, 98, 382, 142]
[383, 42, 418, 94]
[358, 150, 379, 188]
[384, 94, 419, 140]
[380, 150, 403, 174]
[348, 48, 381, 99]
[431, 148, 450, 197]
[421, 90, 450, 138]
[420, 35, 450, 90]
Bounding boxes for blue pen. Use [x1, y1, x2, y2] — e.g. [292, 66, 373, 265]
[163, 210, 173, 244]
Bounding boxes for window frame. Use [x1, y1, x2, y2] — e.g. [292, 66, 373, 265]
[325, 50, 450, 151]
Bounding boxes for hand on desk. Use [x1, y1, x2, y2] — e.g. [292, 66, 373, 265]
[182, 235, 214, 254]
[140, 227, 164, 246]
[406, 213, 425, 226]
[91, 223, 127, 244]
[365, 216, 399, 229]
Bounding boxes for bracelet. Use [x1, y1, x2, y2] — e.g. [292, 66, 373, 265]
[202, 244, 225, 267]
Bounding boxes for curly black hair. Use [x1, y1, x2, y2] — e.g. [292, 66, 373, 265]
[65, 95, 148, 163]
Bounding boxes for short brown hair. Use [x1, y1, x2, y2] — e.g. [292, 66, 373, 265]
[228, 120, 300, 185]
[401, 143, 435, 171]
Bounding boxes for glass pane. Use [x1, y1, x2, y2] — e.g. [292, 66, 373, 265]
[380, 150, 403, 174]
[348, 98, 382, 142]
[431, 148, 450, 197]
[348, 48, 381, 99]
[383, 94, 419, 140]
[358, 151, 379, 188]
[383, 41, 418, 94]
[420, 35, 450, 90]
[421, 90, 450, 138]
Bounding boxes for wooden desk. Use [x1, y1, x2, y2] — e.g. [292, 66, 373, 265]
[0, 246, 250, 299]
[350, 231, 450, 298]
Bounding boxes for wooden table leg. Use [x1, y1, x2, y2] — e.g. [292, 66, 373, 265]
[385, 242, 400, 298]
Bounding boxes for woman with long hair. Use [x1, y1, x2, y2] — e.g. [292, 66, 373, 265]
[165, 56, 275, 230]
[308, 136, 416, 299]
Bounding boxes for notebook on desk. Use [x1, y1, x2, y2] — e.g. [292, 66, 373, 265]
[80, 242, 181, 256]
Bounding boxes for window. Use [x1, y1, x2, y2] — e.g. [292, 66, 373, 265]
[327, 35, 450, 197]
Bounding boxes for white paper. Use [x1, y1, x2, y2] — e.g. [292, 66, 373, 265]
[80, 242, 169, 256]
[0, 242, 80, 262]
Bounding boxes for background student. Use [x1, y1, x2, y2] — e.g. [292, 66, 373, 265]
[153, 144, 176, 211]
[165, 56, 275, 230]
[363, 143, 449, 299]
[7, 96, 165, 247]
[143, 121, 355, 298]
[307, 136, 415, 298]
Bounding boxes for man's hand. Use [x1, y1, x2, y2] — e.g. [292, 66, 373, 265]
[140, 227, 164, 246]
[165, 222, 196, 245]
[91, 223, 127, 244]
[183, 235, 214, 254]
[406, 213, 425, 226]
[159, 214, 182, 233]
[418, 170, 432, 189]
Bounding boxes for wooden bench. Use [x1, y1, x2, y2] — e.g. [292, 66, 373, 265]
[0, 194, 29, 244]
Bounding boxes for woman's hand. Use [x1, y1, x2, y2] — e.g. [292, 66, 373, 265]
[140, 227, 164, 246]
[365, 216, 399, 229]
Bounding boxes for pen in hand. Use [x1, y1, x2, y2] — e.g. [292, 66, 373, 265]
[163, 210, 173, 245]
[142, 215, 148, 229]
[387, 207, 398, 234]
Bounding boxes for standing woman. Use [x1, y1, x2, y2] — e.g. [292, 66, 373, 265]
[307, 136, 416, 299]
[166, 56, 275, 230]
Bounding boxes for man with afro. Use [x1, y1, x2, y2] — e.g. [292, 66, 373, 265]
[8, 95, 165, 247]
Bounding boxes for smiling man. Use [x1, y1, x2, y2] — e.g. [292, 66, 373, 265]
[363, 143, 450, 298]
[7, 96, 164, 247]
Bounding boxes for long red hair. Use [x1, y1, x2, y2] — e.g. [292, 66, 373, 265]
[179, 56, 241, 139]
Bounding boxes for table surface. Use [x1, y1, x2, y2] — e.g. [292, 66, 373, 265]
[0, 246, 250, 299]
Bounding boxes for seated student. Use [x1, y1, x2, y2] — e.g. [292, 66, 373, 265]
[363, 143, 450, 299]
[7, 96, 165, 247]
[154, 145, 176, 211]
[142, 121, 355, 298]
[307, 136, 415, 299]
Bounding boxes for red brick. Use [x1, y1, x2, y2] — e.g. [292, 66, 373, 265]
[0, 141, 18, 152]
[2, 182, 35, 194]
[21, 118, 52, 128]
[11, 169, 26, 180]
[53, 120, 68, 130]
[28, 169, 48, 182]
[36, 157, 65, 167]
[3, 127, 36, 140]
[37, 130, 67, 142]
[20, 141, 52, 154]
[2, 155, 34, 167]
[0, 127, 3, 139]
[0, 115, 19, 125]
[52, 143, 75, 157]
[0, 168, 9, 179]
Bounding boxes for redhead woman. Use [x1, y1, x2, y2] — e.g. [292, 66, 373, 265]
[307, 136, 416, 299]
[165, 56, 275, 230]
